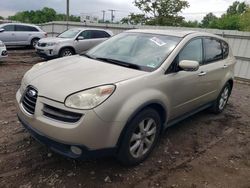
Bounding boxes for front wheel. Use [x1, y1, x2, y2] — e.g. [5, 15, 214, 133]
[117, 108, 161, 166]
[211, 83, 231, 114]
[59, 48, 74, 57]
[31, 38, 39, 48]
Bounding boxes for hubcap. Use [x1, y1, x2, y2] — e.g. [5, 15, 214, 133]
[219, 87, 229, 110]
[129, 118, 157, 158]
[62, 50, 72, 56]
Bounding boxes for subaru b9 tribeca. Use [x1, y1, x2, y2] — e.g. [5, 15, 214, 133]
[16, 30, 235, 165]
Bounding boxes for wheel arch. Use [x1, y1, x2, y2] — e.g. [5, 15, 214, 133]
[116, 100, 167, 151]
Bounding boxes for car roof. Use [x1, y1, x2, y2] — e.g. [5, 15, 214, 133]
[0, 22, 39, 28]
[125, 29, 225, 40]
[125, 29, 196, 37]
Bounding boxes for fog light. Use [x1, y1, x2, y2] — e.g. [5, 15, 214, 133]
[70, 146, 82, 155]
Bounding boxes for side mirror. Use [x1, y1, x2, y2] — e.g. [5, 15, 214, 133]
[0, 28, 5, 33]
[77, 36, 84, 40]
[179, 60, 199, 71]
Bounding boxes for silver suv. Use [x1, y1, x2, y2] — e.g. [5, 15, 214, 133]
[36, 28, 113, 58]
[16, 30, 235, 165]
[0, 23, 47, 47]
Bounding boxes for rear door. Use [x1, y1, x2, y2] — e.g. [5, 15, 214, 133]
[15, 25, 35, 45]
[198, 37, 229, 103]
[0, 24, 16, 45]
[89, 30, 111, 47]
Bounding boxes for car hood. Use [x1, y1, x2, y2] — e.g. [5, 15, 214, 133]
[24, 55, 146, 102]
[39, 37, 72, 43]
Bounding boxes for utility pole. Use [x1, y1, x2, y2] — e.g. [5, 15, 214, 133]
[108, 9, 115, 23]
[102, 10, 106, 23]
[66, 0, 69, 29]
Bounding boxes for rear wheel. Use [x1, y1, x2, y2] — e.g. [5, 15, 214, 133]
[59, 48, 74, 57]
[117, 108, 161, 166]
[211, 83, 231, 114]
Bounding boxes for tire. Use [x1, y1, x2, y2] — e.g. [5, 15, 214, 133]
[211, 82, 231, 114]
[59, 48, 74, 57]
[117, 108, 161, 166]
[30, 38, 39, 48]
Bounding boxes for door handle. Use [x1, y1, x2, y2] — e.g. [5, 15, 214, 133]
[222, 64, 228, 69]
[198, 71, 207, 76]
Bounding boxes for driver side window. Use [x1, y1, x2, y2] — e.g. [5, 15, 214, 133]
[179, 38, 203, 64]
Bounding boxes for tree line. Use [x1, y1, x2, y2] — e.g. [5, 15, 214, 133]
[4, 1, 250, 31]
[121, 0, 250, 31]
[7, 7, 80, 24]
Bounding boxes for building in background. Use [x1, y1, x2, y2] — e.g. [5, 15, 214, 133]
[80, 14, 99, 24]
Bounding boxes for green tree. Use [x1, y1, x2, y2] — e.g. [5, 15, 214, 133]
[132, 0, 189, 26]
[227, 1, 247, 15]
[201, 13, 218, 28]
[240, 8, 250, 31]
[0, 16, 4, 20]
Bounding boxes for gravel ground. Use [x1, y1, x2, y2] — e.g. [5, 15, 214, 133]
[0, 49, 249, 188]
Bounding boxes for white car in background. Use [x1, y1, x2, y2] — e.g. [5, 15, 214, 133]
[0, 23, 47, 48]
[36, 28, 113, 59]
[0, 40, 7, 59]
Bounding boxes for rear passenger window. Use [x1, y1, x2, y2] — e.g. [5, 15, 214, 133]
[221, 41, 229, 59]
[203, 38, 223, 63]
[178, 38, 203, 64]
[92, 30, 110, 38]
[15, 25, 39, 32]
[2, 25, 15, 31]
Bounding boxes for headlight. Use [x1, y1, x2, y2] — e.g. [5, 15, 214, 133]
[46, 42, 58, 47]
[65, 85, 116, 110]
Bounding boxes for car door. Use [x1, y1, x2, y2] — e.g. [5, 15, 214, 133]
[197, 37, 229, 104]
[165, 38, 208, 119]
[15, 25, 32, 45]
[89, 30, 110, 47]
[74, 30, 93, 53]
[0, 24, 16, 45]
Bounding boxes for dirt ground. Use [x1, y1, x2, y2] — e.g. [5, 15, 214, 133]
[0, 49, 249, 188]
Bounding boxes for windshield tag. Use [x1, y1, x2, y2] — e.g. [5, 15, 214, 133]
[147, 63, 157, 68]
[150, 37, 166, 46]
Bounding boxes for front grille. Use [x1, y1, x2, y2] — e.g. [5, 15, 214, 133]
[21, 86, 38, 115]
[42, 104, 82, 123]
[37, 42, 46, 47]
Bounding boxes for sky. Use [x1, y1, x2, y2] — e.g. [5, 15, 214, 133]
[0, 0, 249, 21]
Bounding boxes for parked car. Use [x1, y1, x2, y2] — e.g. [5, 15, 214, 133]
[0, 40, 7, 59]
[16, 29, 235, 165]
[35, 28, 113, 58]
[0, 23, 47, 47]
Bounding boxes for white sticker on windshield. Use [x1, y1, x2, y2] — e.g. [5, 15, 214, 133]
[150, 37, 166, 46]
[147, 63, 157, 68]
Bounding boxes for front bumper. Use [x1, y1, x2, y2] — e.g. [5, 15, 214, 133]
[18, 114, 116, 159]
[16, 88, 124, 157]
[36, 46, 59, 58]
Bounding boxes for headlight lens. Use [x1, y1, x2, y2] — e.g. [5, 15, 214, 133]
[65, 85, 116, 110]
[46, 42, 58, 47]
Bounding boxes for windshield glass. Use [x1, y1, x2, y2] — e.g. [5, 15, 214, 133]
[57, 28, 81, 38]
[86, 32, 182, 71]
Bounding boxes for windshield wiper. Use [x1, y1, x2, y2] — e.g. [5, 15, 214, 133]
[95, 57, 141, 70]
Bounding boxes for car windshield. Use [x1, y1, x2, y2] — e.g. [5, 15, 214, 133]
[57, 28, 81, 38]
[86, 32, 182, 71]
